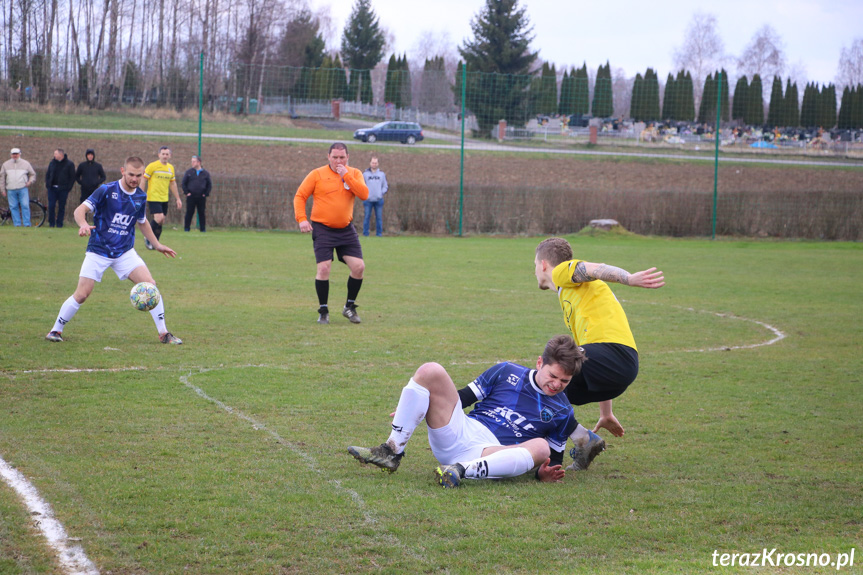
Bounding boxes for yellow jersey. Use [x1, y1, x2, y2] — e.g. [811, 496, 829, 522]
[144, 160, 176, 202]
[552, 260, 637, 351]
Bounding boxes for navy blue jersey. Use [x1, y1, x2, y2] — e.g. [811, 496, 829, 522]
[83, 181, 148, 258]
[465, 362, 577, 452]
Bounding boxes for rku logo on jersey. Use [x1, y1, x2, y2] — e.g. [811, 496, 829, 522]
[111, 213, 134, 226]
[506, 373, 520, 386]
[491, 406, 536, 437]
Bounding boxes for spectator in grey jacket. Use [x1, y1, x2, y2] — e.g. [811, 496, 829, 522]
[362, 156, 388, 237]
[0, 148, 37, 227]
[181, 155, 212, 232]
[45, 148, 76, 227]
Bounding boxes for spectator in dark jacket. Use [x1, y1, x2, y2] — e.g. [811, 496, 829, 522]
[181, 155, 212, 232]
[45, 148, 76, 228]
[75, 149, 107, 204]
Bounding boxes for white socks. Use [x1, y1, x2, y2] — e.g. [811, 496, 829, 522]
[52, 296, 81, 333]
[150, 298, 167, 334]
[387, 378, 430, 454]
[570, 423, 590, 447]
[463, 447, 535, 480]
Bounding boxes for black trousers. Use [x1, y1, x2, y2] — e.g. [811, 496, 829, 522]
[184, 195, 207, 231]
[47, 188, 70, 228]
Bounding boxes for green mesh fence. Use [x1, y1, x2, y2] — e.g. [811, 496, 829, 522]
[4, 60, 863, 239]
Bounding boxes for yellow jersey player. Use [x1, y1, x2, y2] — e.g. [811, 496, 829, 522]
[141, 146, 182, 249]
[534, 237, 664, 469]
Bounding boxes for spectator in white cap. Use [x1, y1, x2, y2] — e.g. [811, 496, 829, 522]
[0, 148, 37, 227]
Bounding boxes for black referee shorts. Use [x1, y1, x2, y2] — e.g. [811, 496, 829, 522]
[565, 342, 639, 406]
[311, 221, 363, 264]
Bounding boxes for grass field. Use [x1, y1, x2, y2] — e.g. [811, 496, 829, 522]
[1, 227, 861, 574]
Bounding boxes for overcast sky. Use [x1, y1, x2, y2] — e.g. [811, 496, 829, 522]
[313, 0, 861, 85]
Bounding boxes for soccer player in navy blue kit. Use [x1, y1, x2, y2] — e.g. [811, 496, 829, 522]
[348, 335, 585, 487]
[45, 157, 182, 344]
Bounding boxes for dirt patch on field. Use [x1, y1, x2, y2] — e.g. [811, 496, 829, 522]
[7, 135, 863, 195]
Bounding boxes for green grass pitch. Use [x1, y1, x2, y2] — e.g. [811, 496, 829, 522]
[1, 227, 861, 574]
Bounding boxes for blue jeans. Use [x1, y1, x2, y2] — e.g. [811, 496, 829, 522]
[6, 188, 31, 226]
[362, 198, 384, 236]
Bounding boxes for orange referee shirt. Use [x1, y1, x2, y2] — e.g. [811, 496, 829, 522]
[293, 165, 369, 228]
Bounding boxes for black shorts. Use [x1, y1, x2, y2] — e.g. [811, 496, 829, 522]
[148, 201, 169, 216]
[565, 342, 639, 406]
[312, 221, 363, 264]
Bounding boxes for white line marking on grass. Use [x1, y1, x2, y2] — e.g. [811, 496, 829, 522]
[0, 456, 100, 575]
[20, 367, 146, 374]
[623, 301, 787, 353]
[179, 368, 425, 561]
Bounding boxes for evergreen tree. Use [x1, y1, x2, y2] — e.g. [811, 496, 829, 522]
[537, 62, 558, 115]
[783, 80, 799, 128]
[574, 63, 590, 115]
[399, 54, 412, 109]
[644, 68, 661, 121]
[384, 54, 399, 105]
[592, 61, 613, 117]
[458, 0, 538, 135]
[838, 86, 851, 129]
[852, 85, 863, 130]
[348, 69, 373, 104]
[341, 0, 386, 102]
[698, 72, 715, 124]
[419, 56, 449, 113]
[747, 74, 764, 126]
[800, 82, 817, 127]
[818, 83, 837, 129]
[767, 75, 784, 127]
[558, 68, 574, 115]
[662, 73, 676, 120]
[454, 60, 464, 107]
[732, 75, 749, 122]
[630, 73, 643, 120]
[682, 71, 696, 121]
[718, 69, 730, 122]
[312, 55, 333, 100]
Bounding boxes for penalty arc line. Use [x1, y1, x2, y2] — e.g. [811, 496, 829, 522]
[0, 457, 100, 575]
[178, 368, 425, 562]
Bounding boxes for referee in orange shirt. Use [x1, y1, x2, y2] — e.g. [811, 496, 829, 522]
[294, 143, 369, 325]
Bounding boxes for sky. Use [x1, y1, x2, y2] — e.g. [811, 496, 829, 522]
[312, 0, 862, 85]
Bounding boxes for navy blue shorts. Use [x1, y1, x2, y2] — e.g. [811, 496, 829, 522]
[565, 342, 639, 405]
[312, 221, 363, 264]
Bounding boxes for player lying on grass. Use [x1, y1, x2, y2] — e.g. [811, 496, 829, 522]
[348, 335, 587, 488]
[45, 156, 182, 344]
[533, 237, 664, 469]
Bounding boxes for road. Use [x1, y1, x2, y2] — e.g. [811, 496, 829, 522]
[3, 124, 861, 168]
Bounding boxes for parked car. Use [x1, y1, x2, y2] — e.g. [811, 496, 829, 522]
[353, 121, 424, 144]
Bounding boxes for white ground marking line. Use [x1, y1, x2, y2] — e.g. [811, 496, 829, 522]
[19, 367, 147, 374]
[178, 368, 425, 561]
[0, 457, 100, 575]
[622, 300, 787, 353]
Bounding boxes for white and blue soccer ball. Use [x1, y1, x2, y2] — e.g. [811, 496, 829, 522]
[130, 282, 161, 311]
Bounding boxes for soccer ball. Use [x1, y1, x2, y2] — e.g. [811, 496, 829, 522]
[130, 282, 160, 311]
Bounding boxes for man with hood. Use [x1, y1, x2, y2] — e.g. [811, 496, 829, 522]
[45, 148, 76, 227]
[75, 149, 107, 205]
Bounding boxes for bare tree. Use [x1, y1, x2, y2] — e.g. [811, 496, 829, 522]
[836, 37, 863, 90]
[736, 24, 786, 81]
[673, 12, 725, 108]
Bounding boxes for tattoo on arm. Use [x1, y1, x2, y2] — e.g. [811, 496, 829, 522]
[593, 264, 631, 285]
[571, 261, 595, 283]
